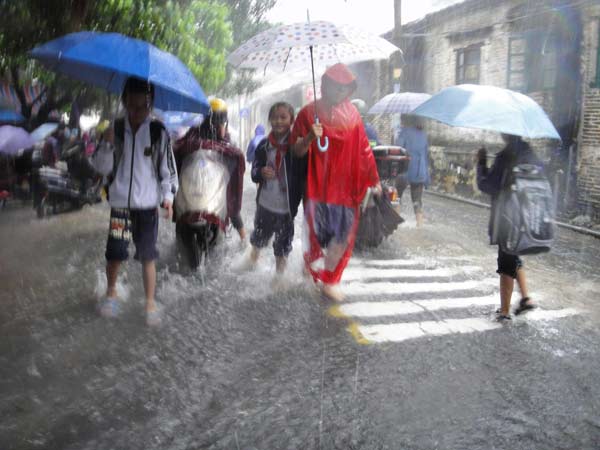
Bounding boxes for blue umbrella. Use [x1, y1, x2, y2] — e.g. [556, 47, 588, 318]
[411, 84, 560, 140]
[0, 109, 26, 123]
[30, 32, 209, 114]
[368, 92, 431, 115]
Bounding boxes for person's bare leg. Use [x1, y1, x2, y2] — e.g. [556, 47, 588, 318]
[324, 241, 346, 272]
[322, 242, 346, 301]
[106, 260, 121, 298]
[142, 260, 157, 312]
[515, 267, 529, 299]
[250, 246, 259, 263]
[415, 211, 424, 228]
[275, 256, 287, 274]
[499, 274, 514, 316]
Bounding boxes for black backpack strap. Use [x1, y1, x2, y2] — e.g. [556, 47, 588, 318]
[109, 118, 126, 183]
[149, 119, 172, 183]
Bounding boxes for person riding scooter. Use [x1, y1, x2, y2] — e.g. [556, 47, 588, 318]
[173, 98, 246, 268]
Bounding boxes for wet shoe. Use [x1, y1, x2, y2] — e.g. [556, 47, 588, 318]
[98, 297, 120, 318]
[514, 297, 536, 316]
[233, 255, 257, 273]
[321, 283, 344, 302]
[146, 305, 162, 327]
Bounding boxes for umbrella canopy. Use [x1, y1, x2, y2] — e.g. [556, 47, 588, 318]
[155, 110, 203, 130]
[30, 32, 209, 114]
[0, 125, 36, 156]
[368, 92, 431, 115]
[0, 109, 26, 123]
[411, 84, 560, 140]
[30, 122, 59, 142]
[228, 21, 399, 72]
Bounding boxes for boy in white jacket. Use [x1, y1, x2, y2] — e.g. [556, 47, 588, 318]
[92, 77, 178, 326]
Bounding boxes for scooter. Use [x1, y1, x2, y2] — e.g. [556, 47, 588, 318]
[371, 145, 410, 206]
[174, 148, 229, 269]
[33, 142, 102, 218]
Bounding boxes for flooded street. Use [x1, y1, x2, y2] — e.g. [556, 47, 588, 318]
[1, 184, 599, 450]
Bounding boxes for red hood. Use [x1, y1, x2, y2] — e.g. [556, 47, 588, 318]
[321, 63, 357, 100]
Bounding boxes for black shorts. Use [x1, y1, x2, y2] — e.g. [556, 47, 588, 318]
[105, 208, 159, 262]
[395, 175, 424, 213]
[496, 247, 523, 278]
[250, 205, 294, 257]
[309, 201, 355, 249]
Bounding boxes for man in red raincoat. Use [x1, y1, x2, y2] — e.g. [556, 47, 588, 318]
[292, 63, 381, 301]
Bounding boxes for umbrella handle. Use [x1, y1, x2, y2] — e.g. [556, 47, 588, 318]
[315, 117, 329, 152]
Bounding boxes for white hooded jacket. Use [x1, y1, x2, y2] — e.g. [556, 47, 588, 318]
[92, 116, 178, 209]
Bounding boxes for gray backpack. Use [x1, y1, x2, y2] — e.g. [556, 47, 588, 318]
[492, 163, 555, 255]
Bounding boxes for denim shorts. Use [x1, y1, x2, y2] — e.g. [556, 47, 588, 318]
[105, 208, 159, 262]
[250, 205, 294, 257]
[496, 247, 523, 278]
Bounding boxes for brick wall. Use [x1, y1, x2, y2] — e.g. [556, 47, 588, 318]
[578, 4, 600, 219]
[394, 0, 595, 214]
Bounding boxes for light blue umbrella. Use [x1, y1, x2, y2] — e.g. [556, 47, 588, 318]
[155, 110, 203, 130]
[0, 109, 26, 123]
[368, 92, 431, 115]
[30, 122, 59, 142]
[411, 84, 560, 140]
[29, 32, 209, 114]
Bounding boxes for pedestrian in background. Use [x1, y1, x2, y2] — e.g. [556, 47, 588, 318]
[91, 77, 178, 327]
[394, 115, 430, 227]
[476, 133, 538, 321]
[246, 124, 266, 163]
[351, 98, 380, 147]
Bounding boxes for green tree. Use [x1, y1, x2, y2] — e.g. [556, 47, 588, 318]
[0, 0, 233, 126]
[216, 0, 277, 96]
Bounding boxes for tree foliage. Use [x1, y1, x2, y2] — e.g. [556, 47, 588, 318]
[0, 0, 237, 125]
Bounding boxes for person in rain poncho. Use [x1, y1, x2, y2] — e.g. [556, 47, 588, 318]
[173, 98, 247, 242]
[292, 63, 381, 301]
[246, 124, 266, 163]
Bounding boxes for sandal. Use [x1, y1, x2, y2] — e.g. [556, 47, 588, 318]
[146, 304, 163, 327]
[514, 297, 536, 316]
[496, 314, 512, 322]
[98, 297, 120, 318]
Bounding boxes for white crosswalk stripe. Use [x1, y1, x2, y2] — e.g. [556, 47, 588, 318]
[358, 309, 579, 343]
[341, 278, 498, 297]
[342, 266, 481, 281]
[339, 258, 579, 344]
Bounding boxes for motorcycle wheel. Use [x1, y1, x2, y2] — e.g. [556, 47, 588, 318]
[176, 222, 202, 270]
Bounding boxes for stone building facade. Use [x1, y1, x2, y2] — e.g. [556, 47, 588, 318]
[385, 0, 600, 219]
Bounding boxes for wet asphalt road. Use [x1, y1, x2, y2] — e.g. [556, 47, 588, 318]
[0, 187, 599, 450]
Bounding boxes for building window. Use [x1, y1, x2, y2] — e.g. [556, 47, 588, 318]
[456, 45, 481, 84]
[508, 33, 558, 92]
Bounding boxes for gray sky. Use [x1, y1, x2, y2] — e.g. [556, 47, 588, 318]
[266, 0, 463, 35]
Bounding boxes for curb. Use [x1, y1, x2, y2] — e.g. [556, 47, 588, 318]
[425, 190, 600, 240]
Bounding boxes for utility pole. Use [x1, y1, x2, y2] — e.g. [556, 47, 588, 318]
[393, 0, 402, 43]
[392, 0, 403, 93]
